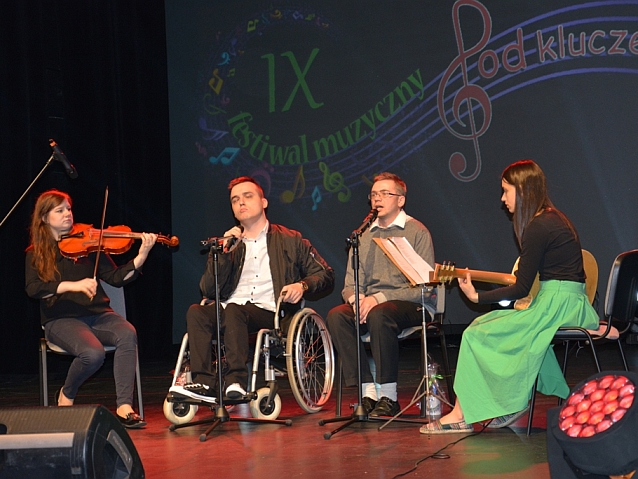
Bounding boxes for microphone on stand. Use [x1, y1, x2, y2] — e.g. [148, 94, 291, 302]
[49, 139, 78, 179]
[200, 225, 244, 251]
[353, 208, 378, 236]
[223, 225, 244, 253]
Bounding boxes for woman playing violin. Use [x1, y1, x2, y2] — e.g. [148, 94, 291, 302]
[25, 189, 157, 428]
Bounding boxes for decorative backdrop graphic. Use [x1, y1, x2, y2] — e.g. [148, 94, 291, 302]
[193, 0, 638, 203]
[167, 0, 638, 340]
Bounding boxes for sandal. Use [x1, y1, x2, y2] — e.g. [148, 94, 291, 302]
[420, 419, 474, 435]
[486, 406, 529, 429]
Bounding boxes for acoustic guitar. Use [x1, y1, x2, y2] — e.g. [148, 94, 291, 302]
[429, 262, 516, 286]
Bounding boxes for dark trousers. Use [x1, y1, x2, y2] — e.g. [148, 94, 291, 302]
[44, 312, 137, 408]
[326, 301, 425, 387]
[186, 302, 275, 390]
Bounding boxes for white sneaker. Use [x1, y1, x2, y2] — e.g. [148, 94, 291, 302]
[225, 383, 247, 399]
[169, 383, 217, 403]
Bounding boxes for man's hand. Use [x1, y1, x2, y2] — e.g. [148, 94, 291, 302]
[223, 226, 244, 253]
[357, 295, 379, 323]
[280, 282, 305, 304]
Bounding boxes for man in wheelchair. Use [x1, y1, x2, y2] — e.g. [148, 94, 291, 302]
[170, 176, 334, 402]
[326, 172, 436, 417]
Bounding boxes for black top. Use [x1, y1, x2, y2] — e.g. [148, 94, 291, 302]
[478, 209, 584, 304]
[25, 248, 140, 325]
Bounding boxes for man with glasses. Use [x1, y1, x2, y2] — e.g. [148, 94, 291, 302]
[326, 172, 435, 417]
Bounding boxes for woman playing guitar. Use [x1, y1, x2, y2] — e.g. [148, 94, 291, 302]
[421, 160, 599, 434]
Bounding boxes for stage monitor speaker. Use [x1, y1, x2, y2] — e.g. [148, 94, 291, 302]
[0, 405, 144, 479]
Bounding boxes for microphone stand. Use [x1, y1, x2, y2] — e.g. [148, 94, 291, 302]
[0, 153, 57, 229]
[319, 212, 375, 439]
[169, 236, 291, 441]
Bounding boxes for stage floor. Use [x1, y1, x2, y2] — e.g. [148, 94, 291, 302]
[1, 338, 635, 478]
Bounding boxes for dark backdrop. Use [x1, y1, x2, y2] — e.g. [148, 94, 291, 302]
[2, 0, 637, 376]
[0, 1, 173, 374]
[166, 0, 638, 343]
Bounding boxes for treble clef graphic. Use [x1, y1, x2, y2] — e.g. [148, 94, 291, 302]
[438, 0, 492, 182]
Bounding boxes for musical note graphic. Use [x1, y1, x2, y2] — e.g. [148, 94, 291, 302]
[228, 38, 237, 56]
[361, 174, 376, 187]
[247, 20, 259, 32]
[208, 68, 223, 95]
[280, 165, 306, 204]
[221, 95, 231, 107]
[250, 163, 274, 197]
[319, 162, 351, 202]
[437, 0, 493, 182]
[228, 68, 236, 77]
[311, 186, 322, 211]
[270, 10, 282, 20]
[203, 94, 226, 116]
[195, 142, 207, 157]
[209, 147, 239, 166]
[199, 117, 228, 141]
[218, 52, 230, 66]
[292, 11, 304, 20]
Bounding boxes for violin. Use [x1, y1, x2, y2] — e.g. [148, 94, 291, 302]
[58, 223, 179, 258]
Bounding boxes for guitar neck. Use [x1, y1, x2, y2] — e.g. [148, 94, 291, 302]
[431, 264, 516, 285]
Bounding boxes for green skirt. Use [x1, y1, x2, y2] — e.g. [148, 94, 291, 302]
[454, 280, 599, 424]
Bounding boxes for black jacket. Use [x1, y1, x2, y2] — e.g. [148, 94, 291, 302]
[199, 223, 334, 305]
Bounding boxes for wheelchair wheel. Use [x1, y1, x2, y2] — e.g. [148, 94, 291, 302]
[249, 387, 282, 419]
[163, 398, 198, 425]
[286, 308, 335, 413]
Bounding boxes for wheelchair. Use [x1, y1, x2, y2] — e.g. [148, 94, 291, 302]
[163, 298, 335, 425]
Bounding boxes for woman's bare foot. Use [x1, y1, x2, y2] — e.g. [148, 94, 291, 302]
[117, 404, 135, 418]
[438, 411, 465, 425]
[438, 399, 465, 424]
[57, 389, 73, 406]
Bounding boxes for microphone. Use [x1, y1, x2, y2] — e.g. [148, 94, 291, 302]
[354, 208, 378, 236]
[223, 225, 244, 253]
[200, 225, 244, 250]
[49, 139, 78, 179]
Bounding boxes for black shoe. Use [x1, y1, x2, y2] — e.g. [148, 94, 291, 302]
[169, 383, 217, 403]
[118, 412, 146, 429]
[361, 396, 377, 415]
[369, 397, 401, 417]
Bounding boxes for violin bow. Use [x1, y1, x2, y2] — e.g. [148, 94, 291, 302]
[92, 186, 109, 282]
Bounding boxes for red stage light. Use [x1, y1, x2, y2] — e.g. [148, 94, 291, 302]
[558, 374, 634, 438]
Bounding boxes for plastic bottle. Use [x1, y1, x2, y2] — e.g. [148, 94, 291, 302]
[426, 362, 442, 419]
[426, 394, 442, 419]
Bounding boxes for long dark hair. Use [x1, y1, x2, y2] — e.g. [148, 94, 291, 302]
[28, 189, 72, 282]
[502, 160, 577, 245]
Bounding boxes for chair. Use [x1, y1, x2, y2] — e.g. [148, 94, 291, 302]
[164, 300, 335, 425]
[334, 282, 454, 417]
[39, 281, 144, 418]
[526, 249, 637, 435]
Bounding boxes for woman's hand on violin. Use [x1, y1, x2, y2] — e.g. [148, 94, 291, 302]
[458, 272, 479, 303]
[133, 233, 158, 269]
[58, 278, 98, 299]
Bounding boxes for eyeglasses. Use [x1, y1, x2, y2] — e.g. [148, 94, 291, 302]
[368, 190, 403, 200]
